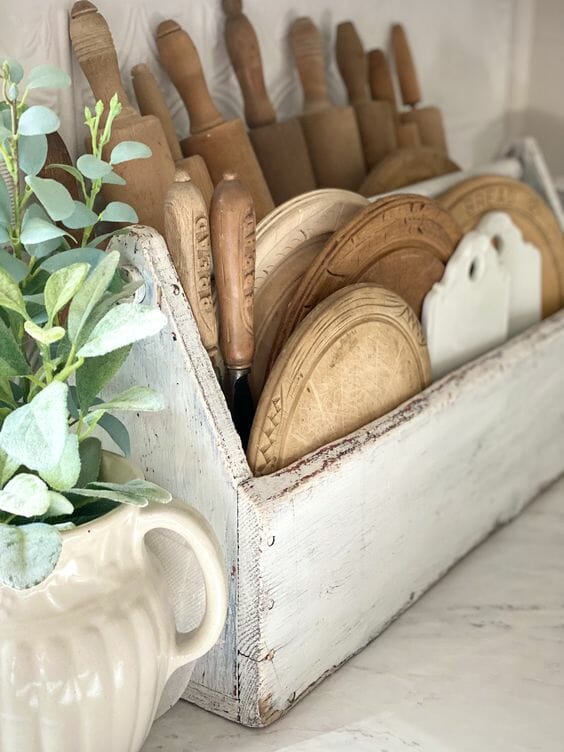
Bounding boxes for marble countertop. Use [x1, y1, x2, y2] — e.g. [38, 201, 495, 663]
[143, 477, 564, 752]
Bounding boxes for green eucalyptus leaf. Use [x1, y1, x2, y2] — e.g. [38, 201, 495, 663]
[2, 58, 24, 84]
[0, 267, 27, 318]
[48, 163, 83, 182]
[18, 105, 60, 136]
[0, 381, 68, 472]
[110, 141, 151, 165]
[19, 134, 48, 176]
[76, 346, 131, 411]
[63, 201, 98, 230]
[0, 125, 11, 144]
[0, 248, 29, 282]
[94, 385, 164, 412]
[0, 226, 10, 243]
[99, 201, 138, 224]
[39, 433, 80, 492]
[0, 447, 19, 487]
[45, 491, 74, 517]
[101, 171, 126, 186]
[67, 250, 119, 344]
[77, 304, 166, 357]
[23, 320, 65, 345]
[77, 154, 112, 180]
[0, 177, 11, 226]
[76, 436, 102, 487]
[0, 473, 51, 517]
[25, 176, 74, 221]
[97, 412, 130, 456]
[20, 216, 68, 245]
[44, 262, 89, 321]
[25, 236, 64, 260]
[0, 317, 29, 378]
[26, 64, 71, 90]
[39, 247, 104, 273]
[0, 521, 62, 589]
[90, 228, 129, 248]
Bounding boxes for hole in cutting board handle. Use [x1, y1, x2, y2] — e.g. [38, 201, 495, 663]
[468, 256, 483, 281]
[492, 234, 504, 252]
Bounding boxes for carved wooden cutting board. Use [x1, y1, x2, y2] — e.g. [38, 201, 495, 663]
[439, 175, 564, 317]
[359, 146, 460, 197]
[247, 283, 431, 476]
[268, 194, 462, 374]
[422, 231, 510, 380]
[252, 189, 368, 397]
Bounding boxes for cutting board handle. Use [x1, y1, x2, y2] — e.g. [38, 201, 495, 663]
[336, 21, 369, 104]
[223, 0, 276, 128]
[391, 24, 422, 108]
[210, 173, 256, 371]
[157, 20, 224, 135]
[289, 17, 331, 114]
[70, 0, 135, 116]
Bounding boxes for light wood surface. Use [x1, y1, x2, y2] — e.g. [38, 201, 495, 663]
[269, 194, 462, 372]
[252, 189, 369, 397]
[177, 154, 214, 210]
[69, 0, 175, 236]
[248, 283, 431, 476]
[359, 146, 459, 196]
[132, 62, 183, 161]
[439, 175, 564, 317]
[164, 168, 218, 361]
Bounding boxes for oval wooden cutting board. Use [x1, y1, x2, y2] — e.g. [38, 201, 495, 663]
[252, 189, 368, 398]
[439, 175, 564, 317]
[268, 194, 462, 374]
[247, 283, 431, 476]
[359, 146, 460, 197]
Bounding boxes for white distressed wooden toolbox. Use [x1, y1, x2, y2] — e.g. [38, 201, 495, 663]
[108, 143, 564, 727]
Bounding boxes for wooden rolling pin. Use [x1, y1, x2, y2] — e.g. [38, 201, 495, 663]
[164, 168, 218, 366]
[391, 24, 448, 154]
[336, 22, 396, 169]
[157, 20, 274, 221]
[69, 1, 175, 236]
[210, 173, 256, 447]
[223, 0, 316, 204]
[131, 64, 215, 207]
[367, 48, 421, 148]
[290, 17, 365, 190]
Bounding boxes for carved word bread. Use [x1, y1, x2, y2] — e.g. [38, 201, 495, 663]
[248, 284, 431, 476]
[439, 175, 564, 317]
[422, 231, 510, 380]
[268, 194, 462, 377]
[252, 189, 369, 397]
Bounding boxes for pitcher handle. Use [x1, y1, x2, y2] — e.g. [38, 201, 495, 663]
[137, 501, 227, 676]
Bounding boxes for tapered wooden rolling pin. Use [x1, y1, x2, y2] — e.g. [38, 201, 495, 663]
[210, 173, 256, 447]
[223, 0, 316, 204]
[157, 20, 274, 221]
[69, 1, 175, 236]
[336, 22, 396, 169]
[131, 63, 183, 161]
[164, 167, 218, 367]
[391, 24, 448, 154]
[289, 17, 365, 190]
[367, 48, 421, 148]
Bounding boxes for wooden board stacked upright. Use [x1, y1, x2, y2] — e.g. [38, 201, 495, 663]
[248, 284, 431, 476]
[268, 194, 462, 375]
[439, 175, 564, 317]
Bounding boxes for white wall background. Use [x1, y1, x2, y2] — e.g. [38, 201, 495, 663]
[0, 0, 561, 175]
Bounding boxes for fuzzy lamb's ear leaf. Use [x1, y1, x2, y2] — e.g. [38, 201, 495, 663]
[18, 105, 60, 137]
[70, 483, 149, 507]
[0, 317, 29, 379]
[44, 262, 89, 322]
[77, 304, 166, 357]
[76, 346, 131, 412]
[45, 491, 74, 517]
[25, 176, 75, 222]
[26, 64, 71, 90]
[24, 320, 65, 345]
[39, 247, 104, 274]
[18, 134, 48, 176]
[0, 522, 62, 589]
[39, 433, 80, 492]
[0, 447, 19, 487]
[67, 251, 120, 344]
[94, 385, 164, 412]
[110, 141, 151, 165]
[0, 381, 68, 472]
[0, 267, 27, 318]
[0, 473, 51, 517]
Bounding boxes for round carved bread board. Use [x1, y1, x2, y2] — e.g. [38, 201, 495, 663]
[439, 175, 564, 317]
[358, 146, 460, 197]
[247, 283, 432, 476]
[267, 194, 462, 375]
[252, 189, 369, 398]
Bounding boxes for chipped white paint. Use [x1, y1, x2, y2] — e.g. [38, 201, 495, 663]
[422, 232, 510, 380]
[477, 211, 542, 337]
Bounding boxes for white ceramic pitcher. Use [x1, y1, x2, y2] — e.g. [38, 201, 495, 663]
[0, 454, 227, 752]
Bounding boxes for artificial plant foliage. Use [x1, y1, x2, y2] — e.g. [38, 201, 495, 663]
[0, 58, 171, 590]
